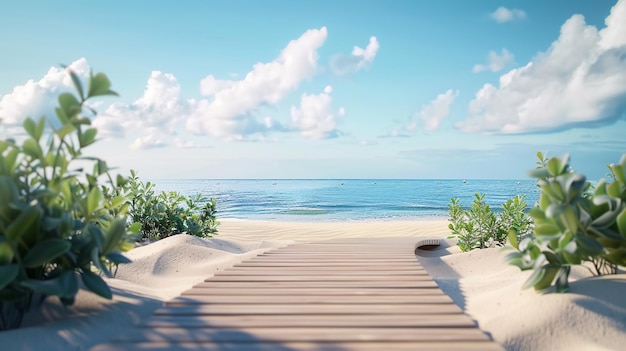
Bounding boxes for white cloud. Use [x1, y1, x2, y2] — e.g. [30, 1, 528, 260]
[359, 139, 378, 146]
[460, 0, 626, 134]
[173, 138, 212, 149]
[291, 85, 345, 139]
[0, 58, 90, 129]
[406, 90, 459, 133]
[130, 132, 168, 150]
[473, 48, 515, 72]
[330, 36, 379, 75]
[490, 7, 526, 23]
[187, 27, 329, 140]
[1, 27, 344, 146]
[92, 70, 191, 144]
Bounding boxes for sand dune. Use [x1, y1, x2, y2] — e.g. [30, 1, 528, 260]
[1, 219, 624, 350]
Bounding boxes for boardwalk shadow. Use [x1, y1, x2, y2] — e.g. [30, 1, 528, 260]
[414, 239, 466, 310]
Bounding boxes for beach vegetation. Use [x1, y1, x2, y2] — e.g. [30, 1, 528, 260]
[448, 194, 532, 252]
[0, 69, 138, 330]
[124, 170, 219, 240]
[506, 152, 626, 292]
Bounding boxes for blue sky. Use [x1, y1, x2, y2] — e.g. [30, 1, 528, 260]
[0, 0, 625, 180]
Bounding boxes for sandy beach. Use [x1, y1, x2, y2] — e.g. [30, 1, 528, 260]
[1, 219, 624, 350]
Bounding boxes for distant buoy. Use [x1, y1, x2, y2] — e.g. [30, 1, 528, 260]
[463, 179, 467, 184]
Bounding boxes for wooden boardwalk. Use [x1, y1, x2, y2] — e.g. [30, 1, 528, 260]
[91, 237, 502, 351]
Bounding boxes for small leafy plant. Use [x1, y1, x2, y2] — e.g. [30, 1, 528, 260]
[448, 194, 532, 252]
[125, 170, 219, 240]
[506, 152, 626, 292]
[0, 69, 138, 330]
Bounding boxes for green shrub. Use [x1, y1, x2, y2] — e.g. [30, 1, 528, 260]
[506, 152, 626, 292]
[124, 170, 219, 240]
[0, 69, 139, 330]
[448, 194, 532, 252]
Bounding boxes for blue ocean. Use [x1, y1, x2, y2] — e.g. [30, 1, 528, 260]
[152, 179, 540, 222]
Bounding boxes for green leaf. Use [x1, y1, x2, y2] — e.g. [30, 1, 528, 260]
[21, 277, 65, 297]
[617, 208, 626, 237]
[508, 228, 519, 250]
[560, 207, 579, 234]
[576, 235, 604, 256]
[535, 223, 561, 239]
[592, 207, 621, 229]
[529, 207, 546, 221]
[81, 270, 112, 299]
[22, 239, 71, 268]
[87, 72, 117, 98]
[108, 195, 126, 210]
[607, 181, 621, 198]
[55, 106, 70, 125]
[128, 222, 141, 234]
[102, 218, 126, 254]
[22, 138, 43, 159]
[0, 175, 19, 207]
[547, 157, 562, 177]
[58, 93, 82, 118]
[554, 266, 570, 293]
[0, 264, 19, 290]
[23, 118, 37, 139]
[3, 148, 20, 174]
[87, 187, 104, 214]
[0, 238, 14, 264]
[56, 122, 75, 139]
[522, 265, 545, 290]
[91, 247, 111, 277]
[6, 206, 41, 241]
[611, 164, 625, 185]
[68, 69, 85, 101]
[536, 151, 544, 162]
[79, 128, 97, 148]
[534, 265, 559, 291]
[105, 251, 131, 265]
[95, 159, 108, 175]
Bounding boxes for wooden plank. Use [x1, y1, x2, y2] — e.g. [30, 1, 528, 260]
[216, 269, 429, 275]
[181, 287, 444, 296]
[234, 262, 422, 267]
[113, 327, 491, 342]
[205, 275, 435, 282]
[153, 303, 464, 316]
[141, 313, 476, 328]
[191, 280, 439, 288]
[166, 294, 454, 305]
[225, 265, 425, 271]
[247, 257, 419, 262]
[94, 341, 503, 351]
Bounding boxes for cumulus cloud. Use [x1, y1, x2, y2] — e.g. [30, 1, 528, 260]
[490, 7, 526, 23]
[173, 138, 212, 149]
[1, 27, 345, 145]
[187, 27, 328, 140]
[0, 58, 90, 128]
[291, 86, 345, 139]
[473, 48, 515, 72]
[330, 36, 379, 75]
[402, 90, 459, 133]
[92, 70, 191, 144]
[459, 0, 626, 134]
[130, 132, 168, 150]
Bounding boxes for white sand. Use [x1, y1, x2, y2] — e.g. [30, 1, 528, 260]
[1, 219, 624, 350]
